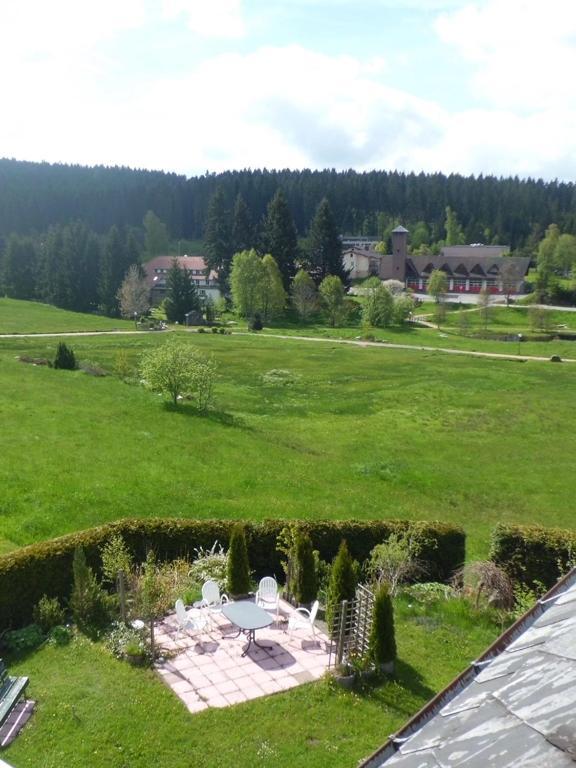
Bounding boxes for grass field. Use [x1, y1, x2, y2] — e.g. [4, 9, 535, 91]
[5, 596, 501, 768]
[0, 298, 135, 334]
[1, 309, 575, 559]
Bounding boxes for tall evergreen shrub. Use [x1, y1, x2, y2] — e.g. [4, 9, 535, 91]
[294, 531, 317, 605]
[70, 546, 111, 635]
[326, 540, 357, 632]
[226, 523, 251, 596]
[369, 583, 396, 668]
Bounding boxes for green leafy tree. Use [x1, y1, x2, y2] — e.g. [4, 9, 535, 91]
[499, 258, 523, 305]
[143, 210, 170, 260]
[140, 338, 216, 408]
[117, 264, 151, 321]
[101, 534, 133, 585]
[294, 531, 317, 605]
[306, 197, 346, 283]
[227, 523, 251, 596]
[164, 258, 199, 323]
[261, 189, 298, 289]
[394, 293, 415, 324]
[204, 188, 232, 290]
[261, 254, 286, 321]
[444, 206, 466, 246]
[537, 223, 560, 290]
[427, 269, 448, 303]
[135, 550, 164, 659]
[326, 540, 357, 632]
[478, 286, 492, 334]
[232, 193, 254, 254]
[363, 280, 394, 327]
[319, 275, 345, 327]
[554, 233, 576, 276]
[369, 583, 396, 668]
[229, 249, 265, 319]
[291, 269, 318, 321]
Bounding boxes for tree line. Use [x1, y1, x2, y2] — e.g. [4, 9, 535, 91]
[3, 158, 576, 252]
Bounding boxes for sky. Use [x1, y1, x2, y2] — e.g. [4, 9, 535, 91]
[2, 0, 576, 181]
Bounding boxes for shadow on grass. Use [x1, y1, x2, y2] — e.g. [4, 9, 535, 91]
[394, 658, 437, 701]
[162, 402, 252, 429]
[353, 658, 436, 719]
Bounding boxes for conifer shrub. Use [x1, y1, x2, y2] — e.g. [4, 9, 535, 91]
[32, 595, 66, 633]
[326, 540, 357, 632]
[227, 523, 251, 596]
[53, 342, 77, 370]
[369, 583, 396, 668]
[294, 531, 317, 605]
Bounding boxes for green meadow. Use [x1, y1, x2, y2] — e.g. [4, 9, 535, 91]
[1, 300, 575, 559]
[0, 298, 135, 334]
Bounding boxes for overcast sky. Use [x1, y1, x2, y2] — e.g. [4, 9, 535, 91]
[2, 0, 575, 181]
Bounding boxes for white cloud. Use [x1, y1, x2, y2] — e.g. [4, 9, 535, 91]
[435, 0, 576, 110]
[161, 0, 246, 39]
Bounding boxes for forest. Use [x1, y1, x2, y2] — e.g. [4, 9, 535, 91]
[2, 158, 576, 252]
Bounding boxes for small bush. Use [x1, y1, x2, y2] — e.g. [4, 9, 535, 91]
[53, 342, 77, 370]
[197, 327, 206, 333]
[105, 621, 148, 660]
[33, 595, 66, 632]
[250, 313, 263, 331]
[100, 534, 133, 585]
[218, 327, 226, 335]
[3, 624, 44, 653]
[187, 541, 228, 586]
[48, 625, 72, 646]
[227, 523, 251, 596]
[70, 546, 113, 635]
[211, 326, 219, 334]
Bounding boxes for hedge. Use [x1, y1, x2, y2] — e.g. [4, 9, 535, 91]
[490, 523, 576, 588]
[0, 517, 465, 628]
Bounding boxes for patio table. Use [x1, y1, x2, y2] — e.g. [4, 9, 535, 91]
[222, 601, 274, 657]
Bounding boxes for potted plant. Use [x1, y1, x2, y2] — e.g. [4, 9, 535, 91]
[124, 641, 148, 667]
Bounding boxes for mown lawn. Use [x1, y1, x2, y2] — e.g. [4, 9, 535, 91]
[0, 298, 135, 334]
[6, 597, 501, 768]
[1, 327, 575, 559]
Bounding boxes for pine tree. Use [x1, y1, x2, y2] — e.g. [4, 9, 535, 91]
[204, 188, 232, 290]
[232, 193, 254, 253]
[164, 258, 200, 323]
[261, 189, 298, 289]
[306, 198, 346, 282]
[99, 226, 133, 316]
[2, 235, 37, 299]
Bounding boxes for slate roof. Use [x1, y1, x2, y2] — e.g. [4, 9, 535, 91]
[406, 256, 530, 280]
[143, 255, 218, 289]
[361, 567, 576, 768]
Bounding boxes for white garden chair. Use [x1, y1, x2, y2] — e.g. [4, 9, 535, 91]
[174, 599, 208, 643]
[288, 599, 320, 641]
[200, 580, 229, 625]
[256, 576, 280, 622]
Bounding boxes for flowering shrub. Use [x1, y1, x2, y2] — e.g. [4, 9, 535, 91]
[188, 541, 228, 586]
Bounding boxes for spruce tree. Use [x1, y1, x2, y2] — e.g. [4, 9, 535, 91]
[232, 193, 255, 253]
[3, 235, 37, 299]
[306, 198, 346, 283]
[204, 188, 233, 291]
[99, 226, 133, 316]
[164, 258, 199, 323]
[261, 189, 298, 289]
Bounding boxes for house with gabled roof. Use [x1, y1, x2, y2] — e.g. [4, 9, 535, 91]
[343, 228, 530, 296]
[360, 566, 576, 768]
[143, 255, 221, 305]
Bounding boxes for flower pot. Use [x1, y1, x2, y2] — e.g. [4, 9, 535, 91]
[125, 652, 147, 667]
[334, 671, 355, 689]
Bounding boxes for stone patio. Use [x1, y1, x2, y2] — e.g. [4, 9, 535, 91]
[155, 598, 332, 713]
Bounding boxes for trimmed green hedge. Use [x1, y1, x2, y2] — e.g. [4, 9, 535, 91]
[0, 518, 465, 628]
[490, 523, 576, 588]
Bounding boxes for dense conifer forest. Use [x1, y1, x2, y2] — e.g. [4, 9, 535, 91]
[2, 158, 576, 251]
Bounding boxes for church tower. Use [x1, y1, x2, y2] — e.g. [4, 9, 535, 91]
[391, 225, 408, 282]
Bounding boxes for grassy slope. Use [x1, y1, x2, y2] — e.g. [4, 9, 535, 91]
[1, 330, 575, 559]
[6, 598, 499, 768]
[0, 298, 134, 334]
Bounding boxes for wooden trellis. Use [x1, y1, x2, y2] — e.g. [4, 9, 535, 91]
[329, 584, 375, 668]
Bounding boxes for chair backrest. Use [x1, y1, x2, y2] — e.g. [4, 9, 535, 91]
[258, 577, 278, 599]
[175, 599, 187, 623]
[309, 600, 320, 624]
[202, 580, 221, 606]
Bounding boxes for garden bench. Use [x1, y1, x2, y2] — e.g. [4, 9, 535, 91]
[0, 660, 28, 727]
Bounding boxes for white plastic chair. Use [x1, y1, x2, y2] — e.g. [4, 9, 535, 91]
[175, 599, 208, 642]
[256, 577, 280, 622]
[288, 599, 319, 641]
[200, 580, 229, 624]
